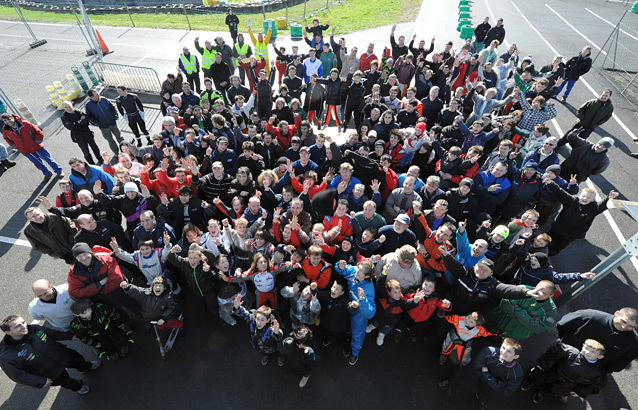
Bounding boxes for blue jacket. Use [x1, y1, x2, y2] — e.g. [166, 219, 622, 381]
[328, 175, 362, 199]
[459, 121, 497, 153]
[334, 264, 376, 320]
[455, 229, 486, 268]
[85, 98, 118, 128]
[211, 148, 238, 176]
[521, 148, 559, 173]
[539, 174, 578, 201]
[516, 260, 583, 287]
[132, 218, 176, 250]
[69, 163, 115, 194]
[472, 171, 512, 204]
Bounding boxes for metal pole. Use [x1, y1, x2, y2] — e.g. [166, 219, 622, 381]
[77, 0, 103, 62]
[69, 2, 95, 55]
[182, 6, 192, 31]
[620, 72, 638, 95]
[9, 0, 47, 48]
[124, 2, 135, 27]
[556, 232, 638, 306]
[0, 87, 19, 115]
[304, 0, 307, 19]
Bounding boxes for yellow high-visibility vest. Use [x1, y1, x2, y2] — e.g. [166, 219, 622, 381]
[180, 54, 197, 74]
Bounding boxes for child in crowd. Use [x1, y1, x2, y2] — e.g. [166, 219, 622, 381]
[120, 276, 180, 330]
[323, 199, 354, 244]
[366, 264, 424, 345]
[110, 235, 173, 288]
[355, 228, 385, 258]
[522, 339, 607, 404]
[299, 245, 332, 290]
[201, 218, 231, 256]
[281, 326, 317, 388]
[55, 179, 79, 207]
[438, 311, 495, 386]
[335, 260, 376, 365]
[70, 299, 132, 361]
[213, 254, 247, 326]
[280, 282, 321, 329]
[506, 209, 539, 244]
[232, 294, 284, 366]
[405, 276, 452, 342]
[320, 235, 360, 265]
[473, 338, 524, 410]
[317, 279, 350, 352]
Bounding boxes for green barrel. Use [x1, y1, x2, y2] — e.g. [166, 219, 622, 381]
[459, 5, 471, 13]
[72, 66, 89, 92]
[457, 18, 472, 31]
[82, 61, 99, 86]
[290, 23, 303, 38]
[459, 11, 471, 20]
[460, 25, 474, 40]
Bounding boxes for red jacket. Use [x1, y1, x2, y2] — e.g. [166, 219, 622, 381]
[67, 245, 124, 299]
[323, 214, 353, 244]
[239, 59, 267, 92]
[407, 295, 452, 322]
[2, 114, 44, 154]
[381, 168, 398, 201]
[265, 115, 301, 150]
[156, 168, 197, 199]
[301, 258, 331, 289]
[359, 52, 379, 72]
[141, 170, 171, 199]
[291, 176, 326, 199]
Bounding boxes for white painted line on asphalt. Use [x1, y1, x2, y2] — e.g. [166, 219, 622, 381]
[0, 31, 163, 49]
[549, 118, 638, 271]
[511, 1, 637, 141]
[0, 235, 32, 248]
[545, 4, 603, 52]
[585, 8, 638, 42]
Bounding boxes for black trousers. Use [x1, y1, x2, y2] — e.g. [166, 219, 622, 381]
[127, 114, 148, 139]
[51, 348, 91, 391]
[76, 137, 101, 165]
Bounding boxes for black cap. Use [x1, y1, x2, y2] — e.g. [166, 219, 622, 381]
[71, 243, 92, 258]
[476, 258, 495, 272]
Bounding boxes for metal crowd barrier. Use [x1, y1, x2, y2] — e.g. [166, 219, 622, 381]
[92, 62, 162, 94]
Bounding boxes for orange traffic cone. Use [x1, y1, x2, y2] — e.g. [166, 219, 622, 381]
[95, 30, 112, 55]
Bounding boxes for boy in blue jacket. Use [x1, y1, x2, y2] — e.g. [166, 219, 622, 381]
[335, 260, 376, 366]
[473, 338, 524, 410]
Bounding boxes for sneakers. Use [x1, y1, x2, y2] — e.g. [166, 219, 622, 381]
[322, 336, 332, 347]
[277, 355, 284, 367]
[43, 174, 53, 181]
[77, 383, 90, 395]
[439, 354, 447, 365]
[260, 355, 269, 366]
[348, 354, 359, 366]
[298, 375, 310, 388]
[136, 138, 143, 147]
[56, 172, 65, 179]
[438, 378, 450, 387]
[532, 392, 544, 404]
[342, 345, 351, 358]
[365, 323, 377, 334]
[520, 380, 533, 392]
[79, 360, 101, 373]
[376, 333, 386, 346]
[119, 345, 129, 358]
[1, 159, 16, 168]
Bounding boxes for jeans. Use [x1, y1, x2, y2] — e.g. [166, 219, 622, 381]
[554, 79, 576, 99]
[0, 143, 7, 161]
[99, 124, 123, 154]
[24, 148, 63, 176]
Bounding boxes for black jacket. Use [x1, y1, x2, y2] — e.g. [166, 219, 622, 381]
[24, 214, 76, 263]
[557, 309, 638, 373]
[115, 93, 144, 116]
[318, 291, 350, 334]
[442, 254, 529, 315]
[547, 181, 609, 239]
[158, 197, 213, 232]
[474, 22, 492, 42]
[61, 109, 94, 142]
[0, 325, 74, 388]
[484, 25, 506, 45]
[558, 130, 609, 182]
[316, 77, 344, 105]
[564, 54, 592, 81]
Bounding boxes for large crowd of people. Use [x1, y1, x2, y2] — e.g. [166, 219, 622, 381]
[1, 11, 637, 409]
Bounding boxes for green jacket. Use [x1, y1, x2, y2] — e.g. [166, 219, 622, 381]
[494, 285, 557, 340]
[577, 98, 614, 129]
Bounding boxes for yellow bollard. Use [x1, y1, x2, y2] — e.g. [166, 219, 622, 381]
[53, 81, 68, 98]
[46, 85, 62, 109]
[14, 99, 40, 125]
[66, 74, 83, 96]
[66, 90, 79, 101]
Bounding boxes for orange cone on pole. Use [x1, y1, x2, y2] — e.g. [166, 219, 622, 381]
[95, 30, 112, 55]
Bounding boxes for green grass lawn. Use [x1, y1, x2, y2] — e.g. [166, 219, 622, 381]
[0, 0, 420, 33]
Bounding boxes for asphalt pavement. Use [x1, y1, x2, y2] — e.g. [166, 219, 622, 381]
[0, 0, 637, 409]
